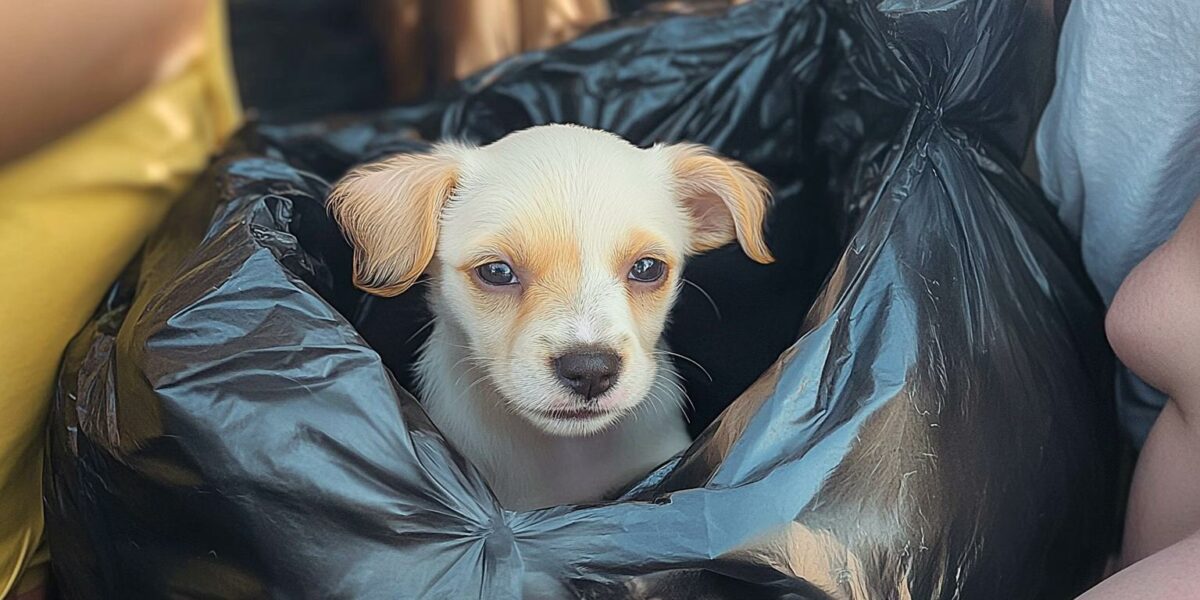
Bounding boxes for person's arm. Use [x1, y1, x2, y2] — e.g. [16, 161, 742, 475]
[1106, 195, 1200, 564]
[1077, 531, 1200, 599]
[1085, 196, 1200, 598]
[0, 0, 208, 165]
[0, 5, 213, 599]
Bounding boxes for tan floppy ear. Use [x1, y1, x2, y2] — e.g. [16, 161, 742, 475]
[659, 143, 774, 264]
[327, 144, 466, 297]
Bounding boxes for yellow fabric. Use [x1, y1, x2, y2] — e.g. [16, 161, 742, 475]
[0, 3, 240, 596]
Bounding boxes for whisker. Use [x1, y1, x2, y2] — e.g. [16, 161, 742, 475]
[644, 392, 661, 420]
[449, 355, 477, 371]
[682, 278, 721, 320]
[453, 364, 484, 389]
[661, 379, 689, 405]
[655, 392, 670, 420]
[404, 318, 438, 345]
[647, 380, 690, 423]
[656, 376, 688, 396]
[653, 350, 713, 382]
[465, 372, 494, 396]
[448, 352, 489, 370]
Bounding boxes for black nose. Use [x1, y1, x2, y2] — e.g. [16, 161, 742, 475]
[554, 349, 622, 400]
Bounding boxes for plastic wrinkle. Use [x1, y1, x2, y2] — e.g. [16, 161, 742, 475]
[46, 1, 1115, 598]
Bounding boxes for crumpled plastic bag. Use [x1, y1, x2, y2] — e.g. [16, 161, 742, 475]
[46, 0, 1117, 598]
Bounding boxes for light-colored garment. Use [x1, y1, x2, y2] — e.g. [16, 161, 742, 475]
[1036, 0, 1200, 445]
[0, 3, 240, 596]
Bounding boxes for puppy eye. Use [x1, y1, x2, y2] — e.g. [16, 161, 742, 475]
[628, 257, 666, 283]
[476, 261, 519, 286]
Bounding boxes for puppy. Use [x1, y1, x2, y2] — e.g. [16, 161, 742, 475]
[329, 124, 772, 510]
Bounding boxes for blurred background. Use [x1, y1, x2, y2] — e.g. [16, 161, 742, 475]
[227, 0, 747, 121]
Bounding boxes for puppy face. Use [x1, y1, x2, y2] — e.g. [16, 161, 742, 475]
[329, 124, 772, 436]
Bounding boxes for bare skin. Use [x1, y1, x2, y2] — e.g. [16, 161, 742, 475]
[0, 3, 209, 598]
[0, 0, 207, 165]
[1080, 195, 1200, 598]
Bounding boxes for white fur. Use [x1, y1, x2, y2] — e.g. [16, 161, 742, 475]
[417, 323, 690, 509]
[420, 126, 692, 509]
[331, 124, 773, 510]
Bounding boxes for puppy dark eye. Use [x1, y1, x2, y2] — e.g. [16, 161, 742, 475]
[476, 262, 519, 286]
[629, 258, 666, 283]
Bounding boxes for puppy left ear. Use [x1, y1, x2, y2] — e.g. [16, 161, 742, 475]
[328, 143, 468, 297]
[658, 143, 774, 264]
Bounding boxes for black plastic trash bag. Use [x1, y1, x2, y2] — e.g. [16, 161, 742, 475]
[46, 0, 1116, 598]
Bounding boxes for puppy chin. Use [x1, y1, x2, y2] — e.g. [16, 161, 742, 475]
[525, 407, 626, 437]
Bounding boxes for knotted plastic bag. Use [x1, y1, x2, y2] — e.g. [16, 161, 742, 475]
[47, 1, 1116, 597]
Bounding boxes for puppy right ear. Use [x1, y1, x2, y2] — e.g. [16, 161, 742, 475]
[328, 144, 466, 297]
[656, 143, 774, 264]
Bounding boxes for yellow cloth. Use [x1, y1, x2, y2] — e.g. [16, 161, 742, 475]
[0, 3, 240, 596]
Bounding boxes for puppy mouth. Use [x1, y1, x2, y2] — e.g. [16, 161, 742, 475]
[535, 406, 614, 421]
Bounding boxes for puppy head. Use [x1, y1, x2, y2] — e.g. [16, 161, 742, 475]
[329, 124, 772, 435]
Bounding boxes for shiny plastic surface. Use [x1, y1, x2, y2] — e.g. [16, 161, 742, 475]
[46, 0, 1116, 598]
